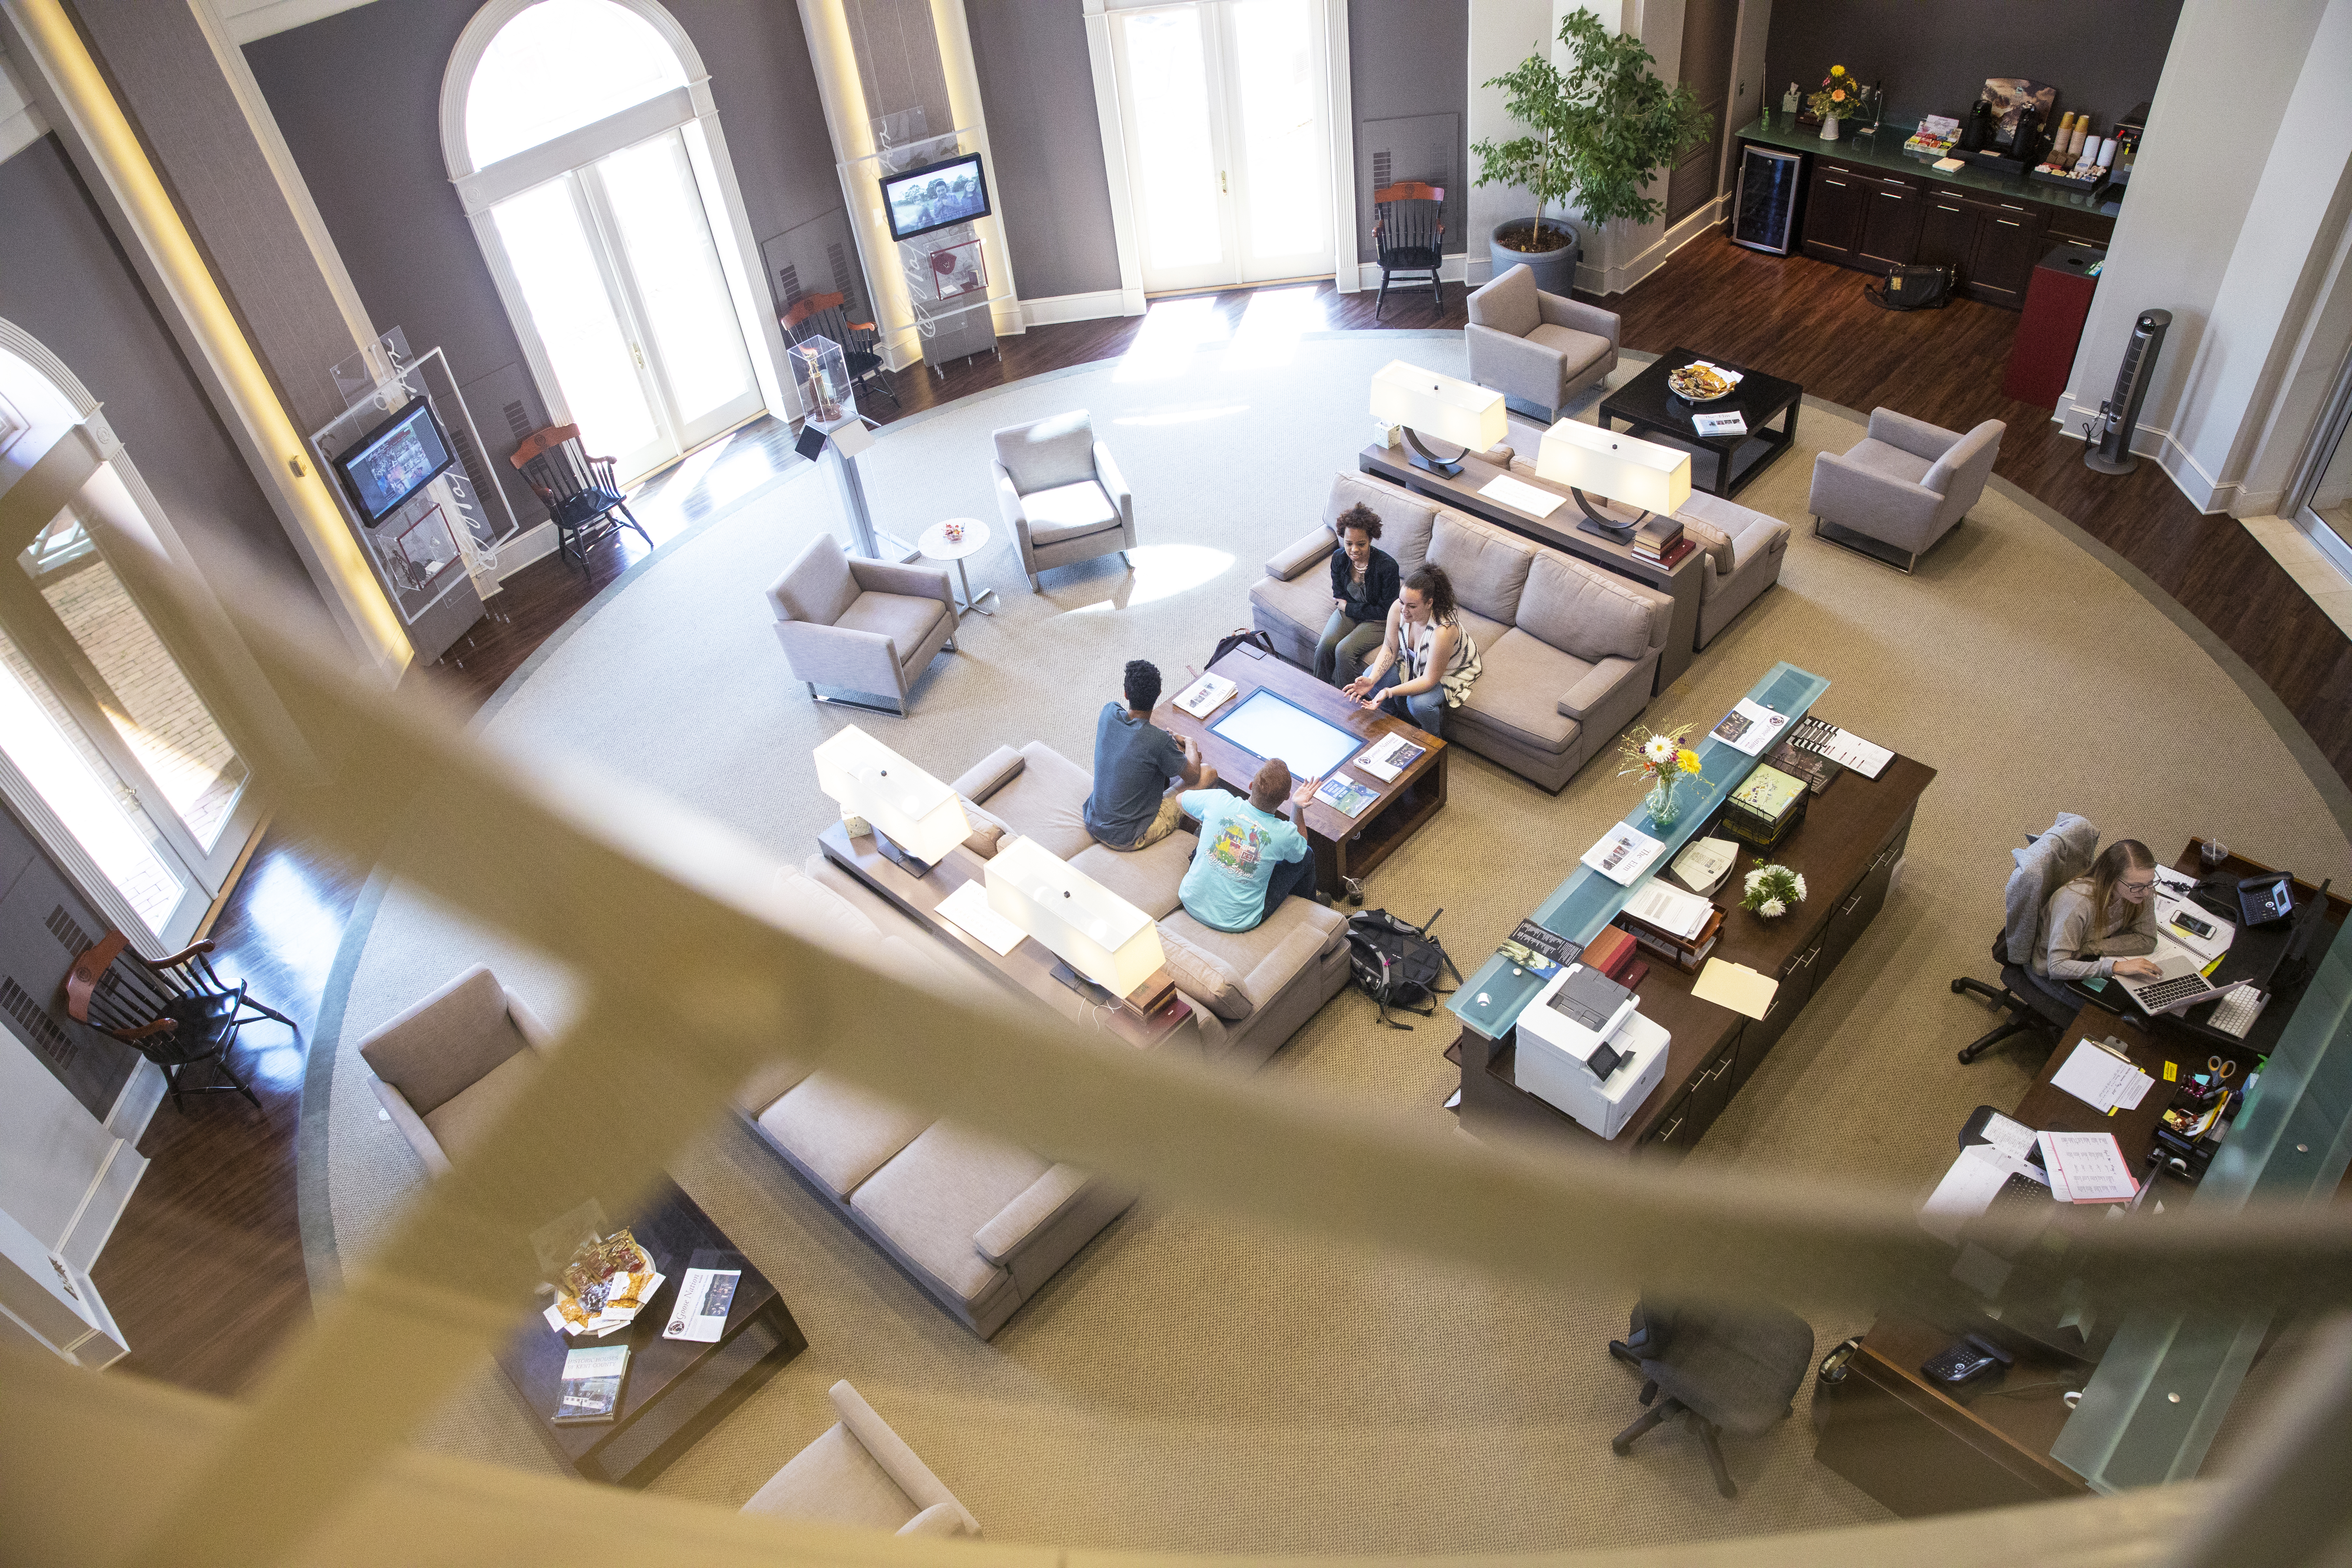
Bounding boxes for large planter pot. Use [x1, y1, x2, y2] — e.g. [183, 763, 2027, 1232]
[1489, 220, 1579, 297]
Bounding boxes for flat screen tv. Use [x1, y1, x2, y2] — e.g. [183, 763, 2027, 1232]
[335, 399, 456, 525]
[880, 152, 990, 244]
[1209, 690, 1363, 780]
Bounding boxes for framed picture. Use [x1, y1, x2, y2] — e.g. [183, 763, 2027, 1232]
[927, 238, 987, 301]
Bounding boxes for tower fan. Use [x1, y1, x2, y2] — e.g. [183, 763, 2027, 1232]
[2083, 309, 2171, 475]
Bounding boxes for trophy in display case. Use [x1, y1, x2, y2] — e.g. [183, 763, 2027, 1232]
[789, 335, 855, 428]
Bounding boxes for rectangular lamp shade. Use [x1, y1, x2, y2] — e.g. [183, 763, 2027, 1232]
[1534, 419, 1692, 517]
[812, 724, 971, 866]
[1369, 361, 1507, 453]
[985, 836, 1166, 997]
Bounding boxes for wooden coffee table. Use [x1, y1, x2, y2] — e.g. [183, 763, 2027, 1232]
[1157, 645, 1446, 900]
[1599, 348, 1802, 498]
[494, 1180, 805, 1486]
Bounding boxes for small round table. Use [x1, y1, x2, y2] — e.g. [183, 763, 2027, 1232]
[917, 517, 998, 618]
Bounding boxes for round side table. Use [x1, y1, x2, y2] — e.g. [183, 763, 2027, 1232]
[917, 517, 997, 618]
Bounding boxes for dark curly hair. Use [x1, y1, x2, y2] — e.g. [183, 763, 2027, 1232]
[1404, 563, 1457, 622]
[1335, 502, 1383, 541]
[1122, 659, 1163, 712]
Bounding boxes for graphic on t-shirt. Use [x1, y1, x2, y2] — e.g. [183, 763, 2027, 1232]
[1208, 818, 1264, 878]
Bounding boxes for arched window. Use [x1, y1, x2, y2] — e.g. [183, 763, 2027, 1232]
[443, 0, 787, 483]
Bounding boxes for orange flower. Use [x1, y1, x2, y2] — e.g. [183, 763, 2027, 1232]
[1830, 88, 1847, 103]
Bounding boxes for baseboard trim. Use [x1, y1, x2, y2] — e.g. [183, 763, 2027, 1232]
[1020, 289, 1143, 327]
[2054, 402, 2230, 514]
[54, 1129, 149, 1274]
[1580, 201, 1726, 297]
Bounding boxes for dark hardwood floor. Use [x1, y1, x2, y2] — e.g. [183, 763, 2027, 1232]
[94, 229, 2351, 1397]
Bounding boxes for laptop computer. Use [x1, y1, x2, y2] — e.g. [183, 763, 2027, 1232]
[2109, 939, 2250, 1017]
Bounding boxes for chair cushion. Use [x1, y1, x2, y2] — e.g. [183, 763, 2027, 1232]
[836, 591, 947, 668]
[1326, 473, 1437, 576]
[1677, 515, 1736, 575]
[1453, 629, 1583, 754]
[1456, 607, 1509, 651]
[1644, 1305, 1814, 1437]
[741, 1422, 916, 1528]
[1069, 835, 1191, 921]
[1840, 438, 1935, 488]
[1021, 479, 1121, 544]
[770, 536, 860, 625]
[1426, 513, 1533, 624]
[1525, 323, 1610, 373]
[418, 1045, 541, 1161]
[1154, 918, 1254, 1020]
[979, 742, 1097, 860]
[994, 412, 1098, 494]
[1468, 264, 1540, 338]
[357, 966, 527, 1116]
[1514, 551, 1654, 664]
[850, 1121, 1047, 1307]
[758, 1071, 933, 1198]
[1159, 898, 1344, 1019]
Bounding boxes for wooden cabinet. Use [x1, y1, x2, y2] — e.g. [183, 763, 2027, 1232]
[1857, 180, 1924, 270]
[1968, 205, 2045, 304]
[1802, 162, 1869, 260]
[1918, 192, 1973, 270]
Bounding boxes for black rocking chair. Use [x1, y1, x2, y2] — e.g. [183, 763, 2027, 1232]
[510, 424, 652, 576]
[66, 931, 294, 1115]
[782, 291, 899, 411]
[1372, 181, 1447, 319]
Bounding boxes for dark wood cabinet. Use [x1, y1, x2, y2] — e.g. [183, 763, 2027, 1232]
[1857, 181, 1923, 270]
[1968, 206, 2045, 303]
[1918, 194, 1973, 270]
[1802, 162, 1869, 260]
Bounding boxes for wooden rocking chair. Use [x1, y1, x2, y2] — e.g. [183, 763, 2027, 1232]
[510, 425, 652, 575]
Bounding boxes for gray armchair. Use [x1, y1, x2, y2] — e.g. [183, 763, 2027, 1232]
[990, 410, 1134, 590]
[1808, 409, 2006, 573]
[358, 965, 554, 1177]
[1465, 263, 1619, 422]
[1677, 495, 1791, 650]
[741, 1380, 980, 1536]
[767, 533, 957, 716]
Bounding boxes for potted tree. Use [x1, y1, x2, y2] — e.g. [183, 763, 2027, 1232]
[1472, 8, 1709, 296]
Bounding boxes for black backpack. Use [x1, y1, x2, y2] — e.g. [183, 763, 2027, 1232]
[1345, 908, 1462, 1029]
[1864, 262, 1955, 312]
[1211, 626, 1279, 666]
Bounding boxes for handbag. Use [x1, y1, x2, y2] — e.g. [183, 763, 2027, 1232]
[1864, 262, 1955, 312]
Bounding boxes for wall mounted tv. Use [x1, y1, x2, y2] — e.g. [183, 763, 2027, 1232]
[880, 152, 990, 243]
[335, 398, 457, 526]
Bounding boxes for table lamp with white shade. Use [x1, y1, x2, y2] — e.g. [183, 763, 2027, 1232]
[813, 725, 970, 877]
[1534, 419, 1693, 544]
[1370, 360, 1508, 478]
[986, 835, 1170, 1008]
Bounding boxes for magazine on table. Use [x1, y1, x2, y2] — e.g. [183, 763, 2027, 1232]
[1353, 732, 1427, 783]
[1789, 715, 1893, 777]
[1313, 775, 1380, 817]
[1581, 822, 1664, 886]
[553, 1343, 630, 1423]
[1709, 697, 1789, 755]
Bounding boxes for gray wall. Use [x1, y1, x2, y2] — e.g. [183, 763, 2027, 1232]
[965, 0, 1121, 299]
[1765, 0, 2183, 131]
[1350, 0, 1468, 263]
[0, 136, 301, 584]
[245, 0, 842, 519]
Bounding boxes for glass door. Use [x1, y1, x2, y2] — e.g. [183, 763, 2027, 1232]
[489, 129, 763, 483]
[1111, 0, 1332, 294]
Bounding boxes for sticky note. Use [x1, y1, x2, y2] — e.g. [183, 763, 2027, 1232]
[2163, 1061, 2177, 1081]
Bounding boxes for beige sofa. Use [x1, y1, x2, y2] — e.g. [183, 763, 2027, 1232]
[1252, 474, 1674, 792]
[736, 858, 1136, 1339]
[944, 742, 1355, 1070]
[742, 1380, 980, 1536]
[359, 965, 555, 1177]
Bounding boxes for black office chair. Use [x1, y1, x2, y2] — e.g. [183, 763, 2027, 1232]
[1608, 1297, 1814, 1499]
[1370, 181, 1446, 320]
[1951, 812, 2099, 1065]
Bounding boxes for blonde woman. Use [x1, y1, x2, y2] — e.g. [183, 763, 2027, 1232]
[2033, 839, 2164, 985]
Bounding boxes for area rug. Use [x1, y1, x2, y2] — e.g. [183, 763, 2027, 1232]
[301, 310, 2352, 1555]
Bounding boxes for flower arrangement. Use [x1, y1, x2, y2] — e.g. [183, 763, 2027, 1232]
[1742, 863, 1807, 918]
[1806, 65, 1861, 122]
[1619, 723, 1708, 828]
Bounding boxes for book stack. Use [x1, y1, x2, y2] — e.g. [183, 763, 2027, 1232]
[1631, 515, 1691, 568]
[1578, 925, 1648, 990]
[1722, 763, 1808, 851]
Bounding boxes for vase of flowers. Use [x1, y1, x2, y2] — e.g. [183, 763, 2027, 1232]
[1742, 863, 1807, 919]
[1808, 65, 1859, 140]
[1619, 722, 1707, 830]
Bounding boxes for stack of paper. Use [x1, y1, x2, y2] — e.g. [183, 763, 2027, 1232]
[1709, 698, 1789, 755]
[1919, 1145, 2046, 1241]
[2037, 1130, 2138, 1203]
[2156, 894, 2235, 963]
[1625, 880, 1713, 940]
[2049, 1038, 2154, 1114]
[1477, 472, 1567, 519]
[937, 880, 1026, 955]
[1582, 822, 1664, 885]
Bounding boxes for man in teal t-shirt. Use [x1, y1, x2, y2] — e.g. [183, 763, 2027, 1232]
[1177, 759, 1318, 933]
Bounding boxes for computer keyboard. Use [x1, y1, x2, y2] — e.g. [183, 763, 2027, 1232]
[2205, 987, 2268, 1038]
[1986, 1171, 2054, 1217]
[2133, 973, 2213, 1011]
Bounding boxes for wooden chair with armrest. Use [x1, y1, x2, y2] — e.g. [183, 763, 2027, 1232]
[1371, 181, 1447, 318]
[66, 932, 295, 1114]
[509, 424, 651, 576]
[782, 291, 899, 410]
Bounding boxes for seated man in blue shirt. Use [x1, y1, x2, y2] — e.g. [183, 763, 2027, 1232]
[1084, 660, 1214, 851]
[1176, 759, 1319, 932]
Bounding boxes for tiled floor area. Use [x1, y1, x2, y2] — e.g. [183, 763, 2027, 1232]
[2240, 514, 2352, 636]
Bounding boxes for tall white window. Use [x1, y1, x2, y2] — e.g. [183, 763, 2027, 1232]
[447, 0, 780, 483]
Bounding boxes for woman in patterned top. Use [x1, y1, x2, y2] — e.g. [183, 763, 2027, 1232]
[1340, 563, 1480, 737]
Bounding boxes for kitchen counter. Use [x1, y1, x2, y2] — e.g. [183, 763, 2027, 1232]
[1736, 114, 2121, 217]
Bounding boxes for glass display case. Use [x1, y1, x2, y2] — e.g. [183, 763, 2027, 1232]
[788, 334, 855, 427]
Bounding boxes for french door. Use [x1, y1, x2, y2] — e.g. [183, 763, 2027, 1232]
[491, 128, 763, 483]
[1109, 0, 1335, 293]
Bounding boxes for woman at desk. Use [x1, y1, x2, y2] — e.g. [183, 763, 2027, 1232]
[1317, 502, 1401, 684]
[2033, 839, 2165, 985]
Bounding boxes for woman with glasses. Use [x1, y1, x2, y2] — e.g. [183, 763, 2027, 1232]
[2032, 838, 2165, 985]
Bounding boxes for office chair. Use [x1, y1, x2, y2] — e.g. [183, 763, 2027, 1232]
[1607, 1298, 1814, 1499]
[1951, 811, 2098, 1065]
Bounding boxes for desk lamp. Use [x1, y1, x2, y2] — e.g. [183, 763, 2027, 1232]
[1370, 361, 1507, 478]
[1534, 419, 1692, 544]
[813, 725, 970, 877]
[986, 836, 1168, 1006]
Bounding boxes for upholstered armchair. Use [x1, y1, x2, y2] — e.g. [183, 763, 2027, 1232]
[1676, 496, 1792, 650]
[990, 411, 1134, 590]
[767, 533, 958, 715]
[741, 1380, 981, 1536]
[1808, 409, 2006, 572]
[358, 966, 554, 1177]
[1465, 263, 1620, 422]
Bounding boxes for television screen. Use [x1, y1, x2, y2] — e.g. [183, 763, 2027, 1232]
[880, 152, 990, 244]
[336, 399, 456, 525]
[1209, 690, 1363, 780]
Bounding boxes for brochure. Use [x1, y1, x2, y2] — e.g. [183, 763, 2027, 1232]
[1354, 733, 1427, 783]
[1581, 822, 1664, 886]
[1709, 698, 1788, 755]
[663, 1267, 741, 1343]
[1313, 775, 1380, 817]
[553, 1343, 630, 1423]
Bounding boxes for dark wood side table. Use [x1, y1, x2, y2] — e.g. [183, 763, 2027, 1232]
[1599, 349, 1802, 498]
[494, 1180, 805, 1486]
[1155, 645, 1447, 901]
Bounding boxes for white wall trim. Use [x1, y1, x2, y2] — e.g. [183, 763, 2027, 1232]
[1082, 0, 1152, 310]
[53, 1131, 146, 1274]
[2055, 401, 2232, 513]
[1325, 0, 1358, 293]
[216, 0, 380, 45]
[0, 37, 48, 163]
[1019, 289, 1134, 327]
[1574, 197, 1724, 296]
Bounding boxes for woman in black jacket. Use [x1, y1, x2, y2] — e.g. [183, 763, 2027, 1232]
[1316, 502, 1400, 684]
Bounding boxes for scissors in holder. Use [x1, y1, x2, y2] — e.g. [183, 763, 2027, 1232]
[2204, 1055, 2239, 1082]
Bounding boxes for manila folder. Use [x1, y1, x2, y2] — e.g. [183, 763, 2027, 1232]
[1693, 958, 1778, 1020]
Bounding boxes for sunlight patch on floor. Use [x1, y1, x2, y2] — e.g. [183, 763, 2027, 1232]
[1111, 403, 1251, 428]
[1113, 298, 1233, 383]
[1059, 544, 1235, 613]
[1221, 285, 1328, 372]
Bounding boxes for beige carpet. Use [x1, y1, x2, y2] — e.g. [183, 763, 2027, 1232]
[313, 329, 2352, 1554]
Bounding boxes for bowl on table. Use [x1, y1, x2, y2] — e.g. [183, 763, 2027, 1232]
[1667, 363, 1737, 404]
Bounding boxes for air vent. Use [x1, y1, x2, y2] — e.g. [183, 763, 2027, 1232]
[826, 242, 857, 310]
[1372, 149, 1392, 188]
[1, 975, 77, 1069]
[46, 905, 92, 958]
[503, 399, 532, 442]
[777, 263, 804, 308]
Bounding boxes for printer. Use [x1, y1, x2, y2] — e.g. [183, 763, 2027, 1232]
[1515, 962, 1669, 1140]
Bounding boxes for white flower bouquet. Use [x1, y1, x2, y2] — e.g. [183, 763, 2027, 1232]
[1741, 863, 1806, 918]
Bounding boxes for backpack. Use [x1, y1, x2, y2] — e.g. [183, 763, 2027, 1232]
[1345, 908, 1462, 1029]
[1211, 626, 1279, 667]
[1864, 262, 1955, 312]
